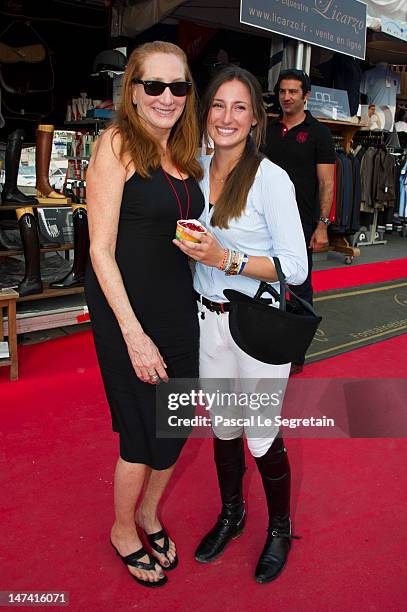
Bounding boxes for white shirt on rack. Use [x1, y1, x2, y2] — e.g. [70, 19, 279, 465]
[194, 155, 308, 303]
[360, 63, 400, 108]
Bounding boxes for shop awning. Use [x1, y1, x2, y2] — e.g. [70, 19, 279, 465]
[111, 0, 265, 38]
[366, 0, 407, 41]
[111, 0, 185, 37]
[113, 0, 407, 50]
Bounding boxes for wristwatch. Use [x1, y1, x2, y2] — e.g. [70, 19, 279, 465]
[319, 216, 331, 226]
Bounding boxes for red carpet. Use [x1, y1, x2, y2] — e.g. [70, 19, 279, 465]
[313, 257, 407, 292]
[1, 259, 406, 611]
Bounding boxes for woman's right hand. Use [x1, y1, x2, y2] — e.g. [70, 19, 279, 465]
[124, 331, 169, 384]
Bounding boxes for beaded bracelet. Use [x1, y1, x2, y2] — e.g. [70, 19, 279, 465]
[223, 249, 235, 274]
[217, 248, 229, 271]
[225, 252, 249, 276]
[228, 251, 240, 275]
[225, 250, 237, 275]
[226, 251, 241, 275]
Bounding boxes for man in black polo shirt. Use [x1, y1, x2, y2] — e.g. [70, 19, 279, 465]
[263, 69, 335, 374]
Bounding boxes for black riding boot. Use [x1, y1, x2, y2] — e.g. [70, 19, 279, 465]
[1, 130, 56, 247]
[17, 210, 43, 297]
[195, 437, 246, 563]
[50, 205, 89, 287]
[1, 130, 37, 205]
[254, 435, 296, 583]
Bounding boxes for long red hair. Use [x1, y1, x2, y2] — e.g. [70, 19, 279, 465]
[113, 41, 202, 180]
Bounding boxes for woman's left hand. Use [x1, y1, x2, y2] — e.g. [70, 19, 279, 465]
[173, 228, 225, 268]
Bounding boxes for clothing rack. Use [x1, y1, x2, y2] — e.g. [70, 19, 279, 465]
[332, 134, 344, 150]
[357, 209, 387, 247]
[324, 133, 360, 263]
[353, 136, 387, 247]
[352, 131, 386, 147]
[351, 132, 391, 248]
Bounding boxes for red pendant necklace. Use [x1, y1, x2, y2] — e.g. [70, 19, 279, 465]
[162, 167, 191, 220]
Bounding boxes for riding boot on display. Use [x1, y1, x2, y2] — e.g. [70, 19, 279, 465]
[16, 207, 43, 297]
[35, 125, 66, 201]
[1, 129, 37, 208]
[195, 437, 246, 563]
[254, 435, 298, 584]
[51, 205, 89, 287]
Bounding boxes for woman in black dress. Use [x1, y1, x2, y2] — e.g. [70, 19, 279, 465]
[85, 41, 203, 588]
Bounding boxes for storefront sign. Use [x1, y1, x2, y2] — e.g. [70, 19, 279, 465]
[240, 0, 367, 59]
[381, 18, 407, 43]
[307, 86, 351, 120]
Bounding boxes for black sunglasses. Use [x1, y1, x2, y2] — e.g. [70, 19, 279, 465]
[134, 79, 192, 97]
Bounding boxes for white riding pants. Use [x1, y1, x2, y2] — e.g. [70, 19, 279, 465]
[198, 304, 290, 458]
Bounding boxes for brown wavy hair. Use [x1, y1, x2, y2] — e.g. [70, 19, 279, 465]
[201, 66, 267, 229]
[113, 41, 202, 180]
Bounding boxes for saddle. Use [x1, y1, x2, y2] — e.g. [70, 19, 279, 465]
[0, 20, 54, 122]
[0, 42, 46, 64]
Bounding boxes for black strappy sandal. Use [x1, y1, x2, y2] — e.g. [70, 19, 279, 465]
[146, 528, 179, 571]
[110, 541, 168, 588]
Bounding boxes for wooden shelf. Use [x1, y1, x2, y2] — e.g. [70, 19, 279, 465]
[65, 119, 107, 125]
[17, 286, 84, 303]
[319, 118, 367, 128]
[321, 119, 367, 153]
[1, 202, 72, 210]
[266, 113, 368, 129]
[0, 289, 18, 379]
[0, 243, 74, 257]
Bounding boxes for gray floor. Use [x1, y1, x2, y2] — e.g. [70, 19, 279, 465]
[17, 233, 407, 346]
[313, 232, 407, 271]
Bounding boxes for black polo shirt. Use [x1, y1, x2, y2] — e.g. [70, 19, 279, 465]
[263, 111, 335, 226]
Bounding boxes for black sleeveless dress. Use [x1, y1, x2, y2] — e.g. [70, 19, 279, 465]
[85, 168, 204, 470]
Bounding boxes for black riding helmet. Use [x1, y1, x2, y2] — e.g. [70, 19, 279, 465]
[93, 50, 126, 72]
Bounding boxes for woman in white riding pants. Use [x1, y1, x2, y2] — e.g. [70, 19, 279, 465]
[174, 65, 307, 583]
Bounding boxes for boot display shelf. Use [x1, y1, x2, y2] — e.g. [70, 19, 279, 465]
[0, 202, 74, 257]
[64, 118, 107, 135]
[1, 125, 88, 304]
[0, 202, 72, 211]
[64, 119, 105, 126]
[1, 202, 86, 301]
[1, 288, 88, 335]
[0, 244, 74, 258]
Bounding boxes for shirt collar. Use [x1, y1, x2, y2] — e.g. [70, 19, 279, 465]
[270, 110, 315, 127]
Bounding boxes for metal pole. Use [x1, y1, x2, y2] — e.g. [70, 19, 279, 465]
[304, 43, 312, 74]
[295, 41, 304, 69]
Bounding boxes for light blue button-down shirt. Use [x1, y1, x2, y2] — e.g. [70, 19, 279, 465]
[194, 155, 308, 303]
